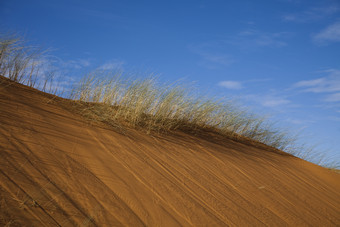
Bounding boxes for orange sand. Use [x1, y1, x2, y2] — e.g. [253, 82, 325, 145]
[1, 76, 339, 226]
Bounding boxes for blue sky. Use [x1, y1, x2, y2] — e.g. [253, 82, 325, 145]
[1, 0, 340, 163]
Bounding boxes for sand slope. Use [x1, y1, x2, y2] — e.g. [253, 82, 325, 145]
[1, 76, 340, 226]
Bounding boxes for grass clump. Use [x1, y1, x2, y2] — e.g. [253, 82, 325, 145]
[0, 33, 63, 96]
[0, 33, 44, 86]
[70, 71, 295, 151]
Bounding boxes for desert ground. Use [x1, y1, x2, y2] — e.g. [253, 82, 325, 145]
[1, 75, 340, 226]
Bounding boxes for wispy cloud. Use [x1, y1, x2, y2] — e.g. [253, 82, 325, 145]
[294, 78, 325, 88]
[52, 57, 91, 70]
[188, 43, 234, 68]
[203, 53, 234, 66]
[328, 116, 340, 122]
[66, 59, 91, 69]
[237, 30, 290, 48]
[325, 93, 340, 102]
[188, 30, 289, 67]
[313, 21, 340, 44]
[282, 6, 339, 23]
[244, 94, 291, 108]
[285, 117, 316, 126]
[98, 59, 125, 70]
[293, 69, 340, 104]
[293, 69, 340, 94]
[218, 78, 292, 108]
[260, 96, 291, 107]
[218, 81, 243, 90]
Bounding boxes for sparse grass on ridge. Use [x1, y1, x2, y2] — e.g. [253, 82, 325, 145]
[69, 71, 295, 151]
[0, 33, 43, 86]
[1, 33, 339, 169]
[0, 33, 63, 96]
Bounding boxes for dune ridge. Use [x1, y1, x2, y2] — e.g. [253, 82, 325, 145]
[1, 76, 340, 226]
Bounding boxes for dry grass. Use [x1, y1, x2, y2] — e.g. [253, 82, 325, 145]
[0, 33, 62, 96]
[0, 33, 44, 85]
[1, 33, 339, 169]
[69, 71, 296, 151]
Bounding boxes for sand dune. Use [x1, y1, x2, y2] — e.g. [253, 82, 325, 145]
[1, 76, 340, 226]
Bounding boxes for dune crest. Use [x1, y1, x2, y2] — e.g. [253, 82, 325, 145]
[1, 76, 340, 226]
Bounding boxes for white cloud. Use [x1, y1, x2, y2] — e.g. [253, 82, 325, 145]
[77, 59, 91, 67]
[294, 78, 325, 87]
[200, 53, 234, 66]
[237, 30, 289, 47]
[325, 93, 340, 102]
[56, 58, 91, 69]
[293, 69, 340, 105]
[188, 44, 234, 68]
[313, 21, 340, 43]
[282, 15, 297, 21]
[244, 94, 291, 108]
[328, 116, 340, 122]
[99, 59, 125, 70]
[261, 96, 291, 107]
[285, 118, 315, 125]
[218, 81, 243, 90]
[188, 30, 289, 68]
[283, 6, 339, 23]
[293, 69, 340, 93]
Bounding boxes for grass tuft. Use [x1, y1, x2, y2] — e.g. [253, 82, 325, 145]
[70, 71, 297, 151]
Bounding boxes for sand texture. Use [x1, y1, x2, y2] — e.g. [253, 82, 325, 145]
[1, 76, 340, 226]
